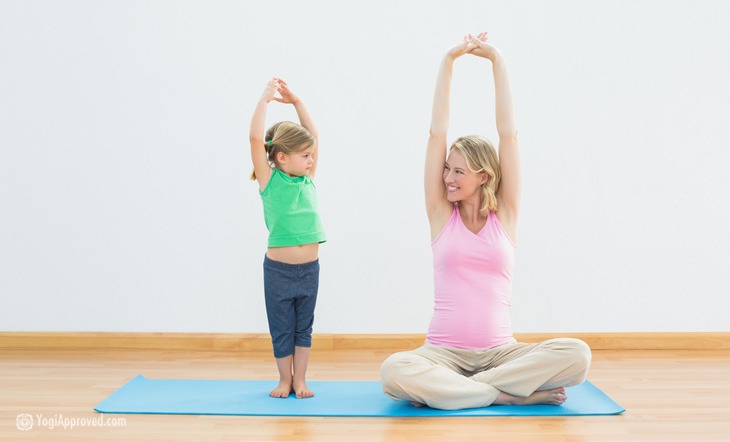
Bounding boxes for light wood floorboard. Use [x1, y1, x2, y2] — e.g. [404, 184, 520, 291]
[1, 348, 729, 441]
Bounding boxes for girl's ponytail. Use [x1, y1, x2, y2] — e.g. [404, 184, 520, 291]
[250, 138, 275, 181]
[250, 121, 314, 180]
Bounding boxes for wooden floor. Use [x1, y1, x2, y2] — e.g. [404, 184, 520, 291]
[1, 348, 729, 441]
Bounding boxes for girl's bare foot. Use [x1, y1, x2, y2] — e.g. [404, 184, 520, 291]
[495, 387, 567, 406]
[291, 347, 313, 398]
[269, 381, 292, 398]
[292, 380, 314, 399]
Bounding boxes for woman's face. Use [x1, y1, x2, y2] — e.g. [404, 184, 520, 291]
[443, 149, 486, 203]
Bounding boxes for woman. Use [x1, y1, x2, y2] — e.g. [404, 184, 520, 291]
[379, 33, 591, 410]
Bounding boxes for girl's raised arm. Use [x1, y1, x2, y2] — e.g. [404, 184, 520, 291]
[250, 78, 279, 190]
[277, 79, 320, 179]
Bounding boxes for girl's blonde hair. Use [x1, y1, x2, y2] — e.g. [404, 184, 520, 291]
[250, 121, 315, 180]
[450, 135, 501, 215]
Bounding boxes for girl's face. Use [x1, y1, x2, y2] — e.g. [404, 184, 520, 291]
[279, 144, 315, 177]
[443, 149, 487, 203]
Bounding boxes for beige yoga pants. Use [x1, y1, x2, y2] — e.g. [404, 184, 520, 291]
[380, 338, 591, 410]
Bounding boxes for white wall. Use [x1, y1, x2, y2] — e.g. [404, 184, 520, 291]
[2, 0, 729, 334]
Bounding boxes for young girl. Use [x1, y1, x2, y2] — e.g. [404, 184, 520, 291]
[249, 77, 325, 399]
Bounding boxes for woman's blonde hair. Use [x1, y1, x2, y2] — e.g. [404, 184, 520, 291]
[450, 135, 501, 215]
[250, 121, 315, 180]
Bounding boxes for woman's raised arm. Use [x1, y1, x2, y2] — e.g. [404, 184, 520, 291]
[425, 37, 476, 228]
[470, 35, 521, 227]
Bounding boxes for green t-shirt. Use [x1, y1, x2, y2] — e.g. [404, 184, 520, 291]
[260, 168, 326, 248]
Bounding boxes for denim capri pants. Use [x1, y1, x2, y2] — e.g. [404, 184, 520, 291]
[263, 255, 319, 358]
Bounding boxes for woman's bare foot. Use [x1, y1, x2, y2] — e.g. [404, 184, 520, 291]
[269, 381, 292, 398]
[292, 380, 314, 399]
[409, 401, 427, 408]
[522, 387, 567, 405]
[495, 387, 567, 406]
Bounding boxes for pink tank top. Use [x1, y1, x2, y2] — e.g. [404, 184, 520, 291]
[426, 204, 517, 349]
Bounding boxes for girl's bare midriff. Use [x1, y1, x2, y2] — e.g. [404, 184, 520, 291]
[266, 243, 319, 265]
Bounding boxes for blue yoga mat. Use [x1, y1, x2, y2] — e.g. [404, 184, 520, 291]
[94, 375, 623, 417]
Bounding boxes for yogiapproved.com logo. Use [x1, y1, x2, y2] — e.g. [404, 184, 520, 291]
[16, 414, 33, 431]
[15, 412, 126, 431]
